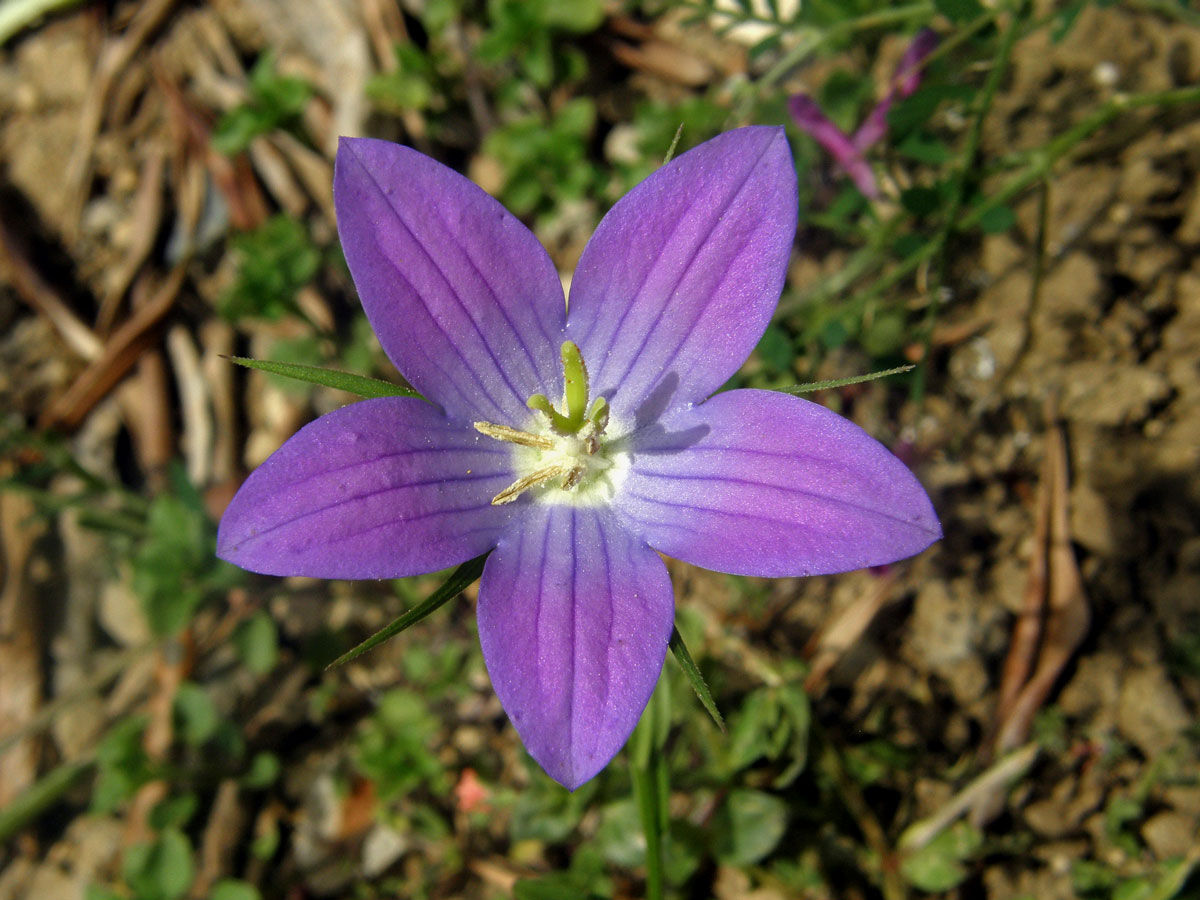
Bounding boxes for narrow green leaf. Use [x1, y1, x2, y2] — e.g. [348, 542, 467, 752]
[226, 356, 423, 400]
[778, 365, 915, 395]
[325, 554, 488, 670]
[0, 759, 92, 843]
[668, 627, 725, 732]
[662, 123, 684, 165]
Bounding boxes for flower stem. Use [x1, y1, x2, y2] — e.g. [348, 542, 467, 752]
[631, 675, 671, 900]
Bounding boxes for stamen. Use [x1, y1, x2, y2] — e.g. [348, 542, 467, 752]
[474, 342, 621, 506]
[474, 421, 555, 450]
[491, 463, 574, 505]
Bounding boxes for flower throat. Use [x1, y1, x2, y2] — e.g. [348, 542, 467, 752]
[475, 341, 619, 506]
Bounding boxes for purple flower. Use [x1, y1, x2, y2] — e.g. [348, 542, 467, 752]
[217, 127, 941, 789]
[789, 29, 939, 198]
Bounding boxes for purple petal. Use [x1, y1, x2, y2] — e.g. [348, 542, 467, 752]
[612, 389, 941, 577]
[853, 28, 939, 151]
[788, 95, 880, 198]
[565, 127, 797, 424]
[217, 398, 517, 579]
[334, 138, 567, 424]
[477, 506, 674, 789]
[894, 28, 939, 99]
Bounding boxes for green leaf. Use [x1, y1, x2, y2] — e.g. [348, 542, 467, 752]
[900, 185, 942, 217]
[227, 356, 422, 400]
[0, 760, 91, 843]
[900, 821, 983, 892]
[861, 310, 908, 358]
[149, 794, 198, 831]
[212, 51, 311, 155]
[711, 789, 789, 865]
[173, 683, 219, 747]
[755, 324, 795, 373]
[594, 799, 645, 868]
[123, 829, 194, 900]
[326, 554, 488, 669]
[233, 611, 279, 675]
[668, 627, 724, 731]
[356, 689, 448, 800]
[242, 752, 281, 790]
[133, 493, 216, 636]
[219, 216, 319, 321]
[773, 684, 811, 787]
[514, 874, 604, 900]
[978, 204, 1017, 234]
[777, 365, 914, 394]
[211, 880, 263, 900]
[212, 107, 272, 156]
[934, 0, 984, 23]
[726, 688, 776, 772]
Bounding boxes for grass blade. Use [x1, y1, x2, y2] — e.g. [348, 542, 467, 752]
[778, 365, 914, 395]
[669, 626, 725, 731]
[227, 356, 423, 400]
[326, 553, 488, 669]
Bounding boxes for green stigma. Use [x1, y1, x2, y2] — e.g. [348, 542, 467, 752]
[525, 341, 608, 436]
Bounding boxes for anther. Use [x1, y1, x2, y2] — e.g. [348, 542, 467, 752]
[491, 464, 573, 505]
[473, 421, 555, 450]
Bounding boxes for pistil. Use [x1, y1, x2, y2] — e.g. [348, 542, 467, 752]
[474, 341, 615, 506]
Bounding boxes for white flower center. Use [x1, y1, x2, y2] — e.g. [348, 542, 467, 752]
[473, 340, 630, 507]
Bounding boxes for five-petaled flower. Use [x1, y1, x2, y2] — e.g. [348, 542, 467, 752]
[217, 127, 941, 789]
[789, 29, 939, 198]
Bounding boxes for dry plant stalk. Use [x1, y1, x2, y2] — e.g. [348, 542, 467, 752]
[972, 410, 1091, 824]
[39, 263, 187, 431]
[0, 492, 44, 808]
[991, 420, 1090, 756]
[803, 568, 899, 697]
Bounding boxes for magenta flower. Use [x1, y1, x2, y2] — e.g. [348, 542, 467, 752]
[217, 127, 940, 789]
[789, 29, 939, 198]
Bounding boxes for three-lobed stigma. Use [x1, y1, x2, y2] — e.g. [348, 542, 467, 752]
[474, 341, 622, 506]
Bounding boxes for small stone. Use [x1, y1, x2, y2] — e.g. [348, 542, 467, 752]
[1043, 253, 1103, 318]
[1116, 666, 1191, 756]
[361, 824, 409, 877]
[1059, 652, 1122, 725]
[1141, 811, 1198, 860]
[1069, 483, 1131, 557]
[1060, 361, 1170, 426]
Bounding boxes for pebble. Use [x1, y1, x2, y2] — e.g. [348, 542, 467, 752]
[1115, 665, 1192, 756]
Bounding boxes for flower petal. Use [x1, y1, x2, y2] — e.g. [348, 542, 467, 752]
[477, 506, 674, 789]
[613, 389, 941, 577]
[334, 138, 567, 423]
[217, 398, 518, 579]
[853, 28, 939, 151]
[566, 127, 797, 423]
[788, 95, 879, 197]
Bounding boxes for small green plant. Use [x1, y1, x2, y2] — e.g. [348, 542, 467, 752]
[483, 97, 600, 224]
[212, 51, 312, 156]
[219, 216, 320, 322]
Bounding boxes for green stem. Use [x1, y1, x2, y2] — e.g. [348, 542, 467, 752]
[912, 0, 1024, 405]
[817, 735, 908, 900]
[797, 81, 1200, 341]
[631, 676, 671, 900]
[758, 2, 937, 89]
[631, 762, 664, 900]
[0, 759, 93, 843]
